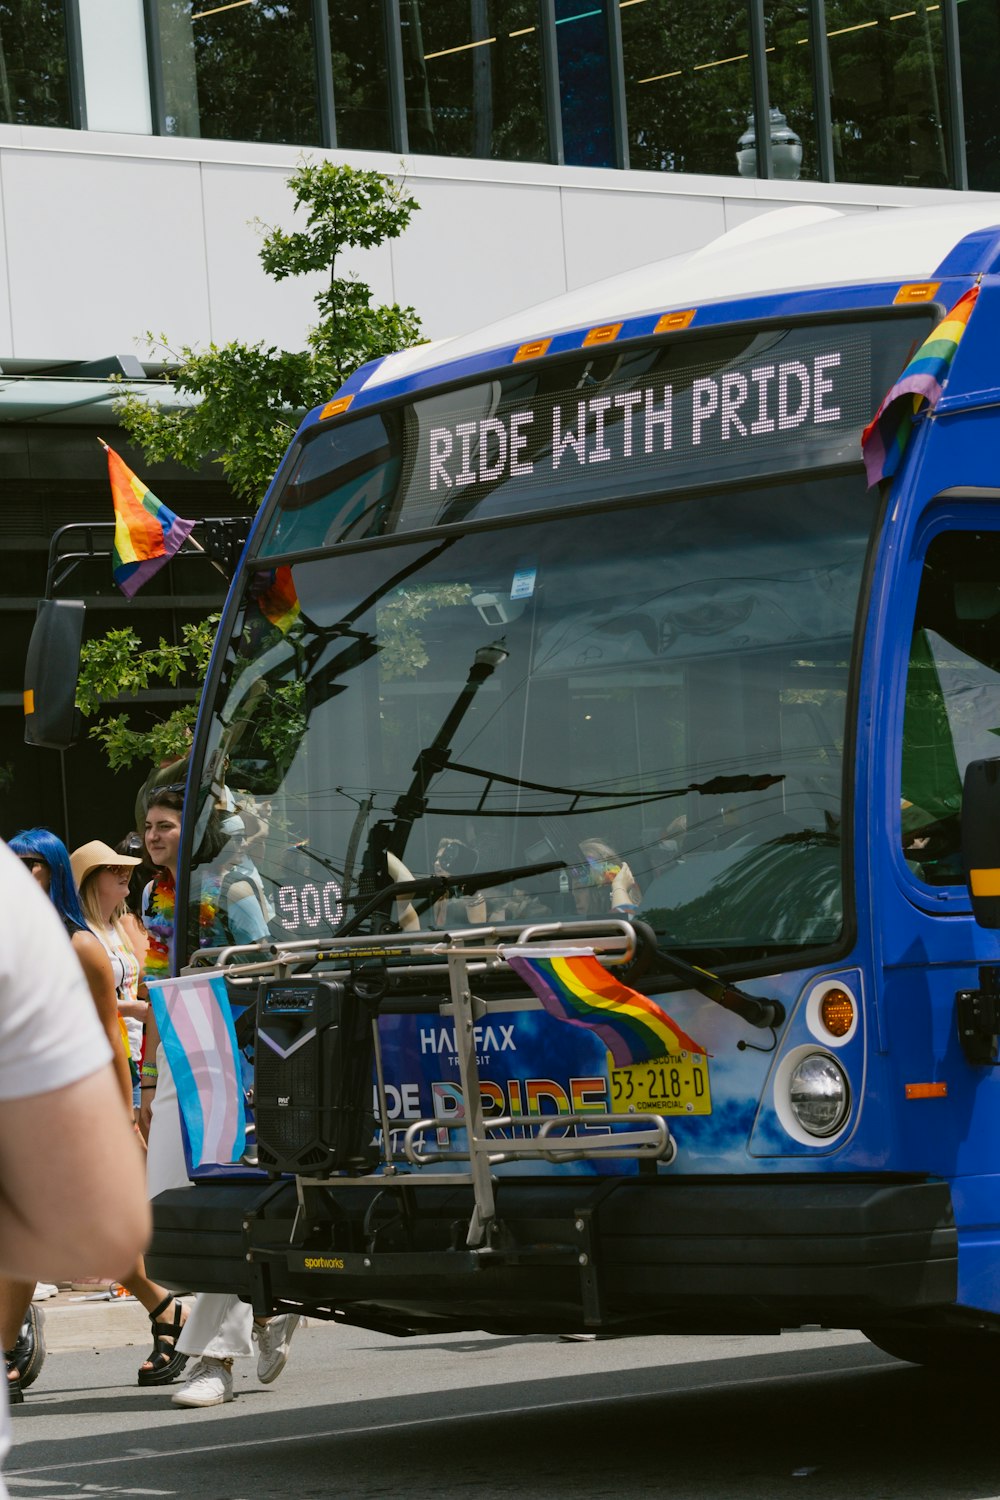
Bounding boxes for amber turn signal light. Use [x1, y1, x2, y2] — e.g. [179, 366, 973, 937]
[819, 987, 854, 1038]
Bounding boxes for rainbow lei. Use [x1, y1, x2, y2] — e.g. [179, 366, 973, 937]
[142, 872, 174, 981]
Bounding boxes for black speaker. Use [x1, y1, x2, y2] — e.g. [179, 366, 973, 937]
[253, 979, 375, 1177]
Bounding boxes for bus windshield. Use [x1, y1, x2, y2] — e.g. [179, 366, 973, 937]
[186, 469, 877, 974]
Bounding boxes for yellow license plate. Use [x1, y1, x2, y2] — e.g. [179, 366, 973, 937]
[609, 1050, 712, 1115]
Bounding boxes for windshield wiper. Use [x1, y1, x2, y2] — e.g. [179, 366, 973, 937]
[632, 921, 785, 1030]
[336, 882, 781, 1031]
[334, 859, 567, 939]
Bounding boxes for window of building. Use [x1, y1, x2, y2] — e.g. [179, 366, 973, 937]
[620, 1, 751, 176]
[958, 0, 1000, 193]
[555, 0, 615, 167]
[826, 0, 952, 188]
[762, 1, 818, 181]
[399, 0, 547, 161]
[329, 3, 391, 151]
[157, 0, 321, 147]
[0, 0, 72, 127]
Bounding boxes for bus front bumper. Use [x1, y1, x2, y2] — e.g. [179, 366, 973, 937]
[148, 1174, 957, 1337]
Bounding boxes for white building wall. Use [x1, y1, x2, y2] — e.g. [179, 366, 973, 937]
[0, 124, 996, 367]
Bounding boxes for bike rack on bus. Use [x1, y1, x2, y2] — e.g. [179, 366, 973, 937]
[185, 919, 675, 1259]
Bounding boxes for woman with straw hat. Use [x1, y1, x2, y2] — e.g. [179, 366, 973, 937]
[71, 838, 190, 1390]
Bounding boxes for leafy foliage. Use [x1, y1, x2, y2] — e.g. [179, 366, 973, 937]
[82, 160, 423, 772]
[377, 584, 474, 680]
[115, 160, 421, 506]
[76, 620, 218, 771]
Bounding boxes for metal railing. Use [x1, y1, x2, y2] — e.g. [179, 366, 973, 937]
[185, 918, 675, 1247]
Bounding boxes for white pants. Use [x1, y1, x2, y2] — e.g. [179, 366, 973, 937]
[147, 1044, 254, 1360]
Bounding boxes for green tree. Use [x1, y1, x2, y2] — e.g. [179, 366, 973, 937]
[115, 159, 421, 506]
[77, 158, 422, 772]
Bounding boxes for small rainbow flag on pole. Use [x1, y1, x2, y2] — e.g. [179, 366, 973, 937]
[255, 565, 301, 633]
[102, 440, 196, 597]
[861, 285, 979, 488]
[503, 945, 705, 1067]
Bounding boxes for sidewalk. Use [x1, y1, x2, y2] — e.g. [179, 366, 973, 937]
[31, 1290, 313, 1354]
[32, 1289, 160, 1353]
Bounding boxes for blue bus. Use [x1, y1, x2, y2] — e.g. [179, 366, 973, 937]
[149, 201, 1000, 1366]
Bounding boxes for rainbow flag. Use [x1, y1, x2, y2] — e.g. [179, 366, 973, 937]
[256, 565, 300, 632]
[147, 972, 247, 1168]
[504, 946, 704, 1067]
[104, 442, 196, 597]
[862, 285, 979, 487]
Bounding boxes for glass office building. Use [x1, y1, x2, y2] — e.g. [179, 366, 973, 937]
[5, 0, 995, 192]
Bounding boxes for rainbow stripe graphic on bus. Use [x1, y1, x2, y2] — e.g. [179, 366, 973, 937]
[862, 284, 979, 487]
[503, 946, 704, 1067]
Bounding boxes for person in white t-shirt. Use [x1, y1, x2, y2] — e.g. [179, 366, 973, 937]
[0, 840, 149, 1496]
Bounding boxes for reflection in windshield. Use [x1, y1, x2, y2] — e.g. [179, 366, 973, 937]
[188, 473, 875, 972]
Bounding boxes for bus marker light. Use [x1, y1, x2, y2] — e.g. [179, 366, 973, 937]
[513, 338, 552, 362]
[894, 282, 940, 303]
[905, 1082, 947, 1099]
[970, 867, 1000, 896]
[582, 323, 622, 346]
[319, 395, 354, 420]
[654, 309, 697, 332]
[819, 987, 854, 1037]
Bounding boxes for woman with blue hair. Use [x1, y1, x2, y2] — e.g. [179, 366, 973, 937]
[8, 830, 132, 1103]
[5, 830, 188, 1393]
[3, 829, 131, 1405]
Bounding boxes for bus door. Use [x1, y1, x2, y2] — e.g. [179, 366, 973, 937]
[879, 501, 1000, 1309]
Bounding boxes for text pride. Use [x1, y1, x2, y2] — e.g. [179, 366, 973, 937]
[428, 352, 847, 491]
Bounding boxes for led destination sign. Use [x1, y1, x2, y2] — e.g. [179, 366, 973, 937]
[428, 347, 854, 493]
[264, 313, 930, 552]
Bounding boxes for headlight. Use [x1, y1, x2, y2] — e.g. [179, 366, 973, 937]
[788, 1052, 850, 1138]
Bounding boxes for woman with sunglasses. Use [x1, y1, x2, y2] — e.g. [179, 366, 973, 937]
[2, 829, 135, 1405]
[69, 837, 191, 1390]
[9, 831, 134, 1105]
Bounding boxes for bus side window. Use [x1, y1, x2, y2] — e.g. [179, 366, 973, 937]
[901, 531, 1000, 886]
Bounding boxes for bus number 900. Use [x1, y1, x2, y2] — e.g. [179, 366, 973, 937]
[277, 880, 344, 931]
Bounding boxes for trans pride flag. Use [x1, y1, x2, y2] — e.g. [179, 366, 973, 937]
[503, 946, 704, 1067]
[862, 285, 979, 487]
[103, 442, 195, 597]
[148, 973, 247, 1168]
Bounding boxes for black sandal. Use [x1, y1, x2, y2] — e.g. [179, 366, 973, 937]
[5, 1359, 23, 1406]
[8, 1305, 45, 1390]
[137, 1295, 188, 1387]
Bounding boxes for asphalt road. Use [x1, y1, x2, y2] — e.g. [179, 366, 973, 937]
[6, 1297, 999, 1500]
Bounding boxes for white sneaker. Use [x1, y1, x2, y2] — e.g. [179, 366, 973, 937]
[31, 1283, 58, 1302]
[253, 1314, 300, 1384]
[171, 1356, 233, 1407]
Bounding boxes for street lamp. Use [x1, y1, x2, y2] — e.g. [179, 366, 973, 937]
[737, 106, 803, 180]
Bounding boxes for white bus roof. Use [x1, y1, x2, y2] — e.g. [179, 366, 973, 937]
[362, 200, 1000, 392]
